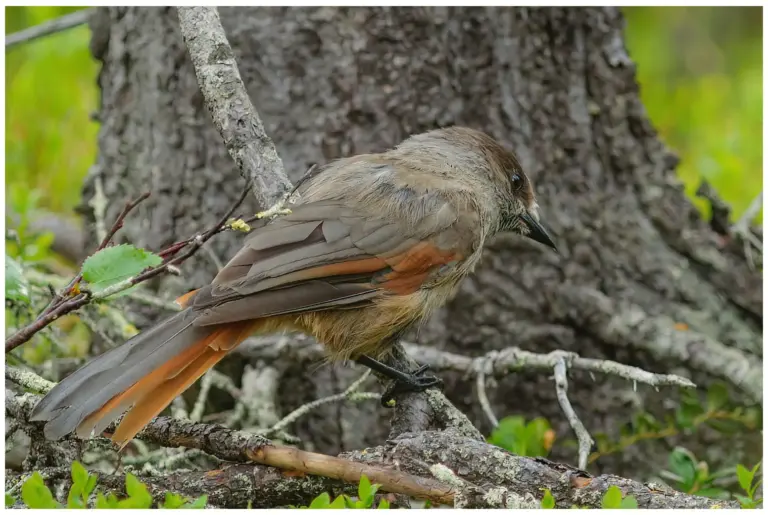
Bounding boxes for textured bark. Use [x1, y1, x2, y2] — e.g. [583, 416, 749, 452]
[83, 6, 761, 482]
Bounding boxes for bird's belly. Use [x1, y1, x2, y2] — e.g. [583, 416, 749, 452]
[292, 292, 430, 361]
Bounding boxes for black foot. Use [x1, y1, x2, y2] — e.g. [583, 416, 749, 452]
[380, 364, 442, 407]
[354, 355, 443, 407]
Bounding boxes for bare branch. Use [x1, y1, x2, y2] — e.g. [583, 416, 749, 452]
[6, 8, 94, 49]
[553, 355, 593, 470]
[176, 7, 293, 210]
[474, 354, 499, 428]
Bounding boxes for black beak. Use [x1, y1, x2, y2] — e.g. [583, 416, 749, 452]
[519, 213, 557, 251]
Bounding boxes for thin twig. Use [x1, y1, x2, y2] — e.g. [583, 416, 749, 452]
[34, 192, 150, 322]
[553, 355, 593, 470]
[262, 370, 376, 437]
[190, 370, 214, 422]
[5, 184, 258, 354]
[475, 353, 499, 428]
[6, 8, 94, 49]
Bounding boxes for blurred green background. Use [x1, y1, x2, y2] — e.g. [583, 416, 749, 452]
[4, 6, 763, 225]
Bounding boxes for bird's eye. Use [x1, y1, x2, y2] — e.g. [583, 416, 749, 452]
[510, 173, 523, 190]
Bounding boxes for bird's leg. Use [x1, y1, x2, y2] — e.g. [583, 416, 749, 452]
[355, 354, 443, 407]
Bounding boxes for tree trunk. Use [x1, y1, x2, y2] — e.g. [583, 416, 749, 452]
[83, 6, 761, 481]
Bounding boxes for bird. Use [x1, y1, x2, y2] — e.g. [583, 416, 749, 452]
[30, 126, 557, 449]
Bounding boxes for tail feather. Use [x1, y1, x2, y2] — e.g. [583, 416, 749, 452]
[30, 308, 222, 441]
[110, 348, 225, 448]
[73, 326, 219, 440]
[77, 320, 255, 448]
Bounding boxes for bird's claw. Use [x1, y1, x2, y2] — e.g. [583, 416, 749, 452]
[380, 365, 443, 407]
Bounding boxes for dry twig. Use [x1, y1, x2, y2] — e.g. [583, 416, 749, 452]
[6, 8, 94, 48]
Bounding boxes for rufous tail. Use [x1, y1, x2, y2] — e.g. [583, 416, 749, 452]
[30, 290, 256, 449]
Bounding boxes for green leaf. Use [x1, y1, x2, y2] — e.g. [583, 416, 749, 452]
[695, 488, 731, 500]
[541, 488, 555, 509]
[121, 473, 153, 508]
[83, 474, 98, 500]
[163, 492, 187, 509]
[706, 382, 730, 411]
[6, 494, 16, 507]
[309, 492, 331, 509]
[5, 254, 30, 303]
[668, 447, 697, 487]
[738, 464, 756, 493]
[21, 472, 59, 509]
[358, 474, 372, 505]
[71, 461, 88, 488]
[183, 494, 207, 509]
[601, 486, 623, 509]
[749, 463, 762, 497]
[25, 231, 55, 261]
[96, 492, 117, 510]
[735, 493, 757, 509]
[488, 416, 527, 455]
[67, 485, 84, 509]
[523, 417, 552, 457]
[81, 244, 162, 293]
[378, 499, 390, 509]
[328, 495, 347, 508]
[620, 495, 638, 509]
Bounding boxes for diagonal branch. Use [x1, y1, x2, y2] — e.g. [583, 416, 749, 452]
[6, 8, 94, 49]
[176, 7, 293, 211]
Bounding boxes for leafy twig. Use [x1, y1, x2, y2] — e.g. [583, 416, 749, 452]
[5, 184, 256, 354]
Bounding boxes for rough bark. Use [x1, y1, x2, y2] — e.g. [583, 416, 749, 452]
[82, 5, 761, 482]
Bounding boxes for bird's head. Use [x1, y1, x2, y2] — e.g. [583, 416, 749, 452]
[423, 126, 557, 251]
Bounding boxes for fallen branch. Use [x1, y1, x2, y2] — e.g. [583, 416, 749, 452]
[6, 8, 94, 49]
[4, 463, 377, 509]
[6, 377, 456, 505]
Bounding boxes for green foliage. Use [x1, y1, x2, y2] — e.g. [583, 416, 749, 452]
[540, 488, 555, 509]
[5, 185, 57, 264]
[80, 244, 162, 293]
[487, 416, 554, 457]
[299, 475, 389, 509]
[21, 472, 59, 508]
[6, 6, 99, 216]
[5, 254, 30, 304]
[67, 460, 98, 508]
[11, 461, 207, 509]
[659, 447, 737, 500]
[541, 486, 637, 509]
[624, 7, 762, 223]
[591, 381, 761, 464]
[735, 461, 762, 509]
[601, 486, 638, 509]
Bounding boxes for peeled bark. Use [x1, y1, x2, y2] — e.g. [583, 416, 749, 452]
[82, 6, 761, 482]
